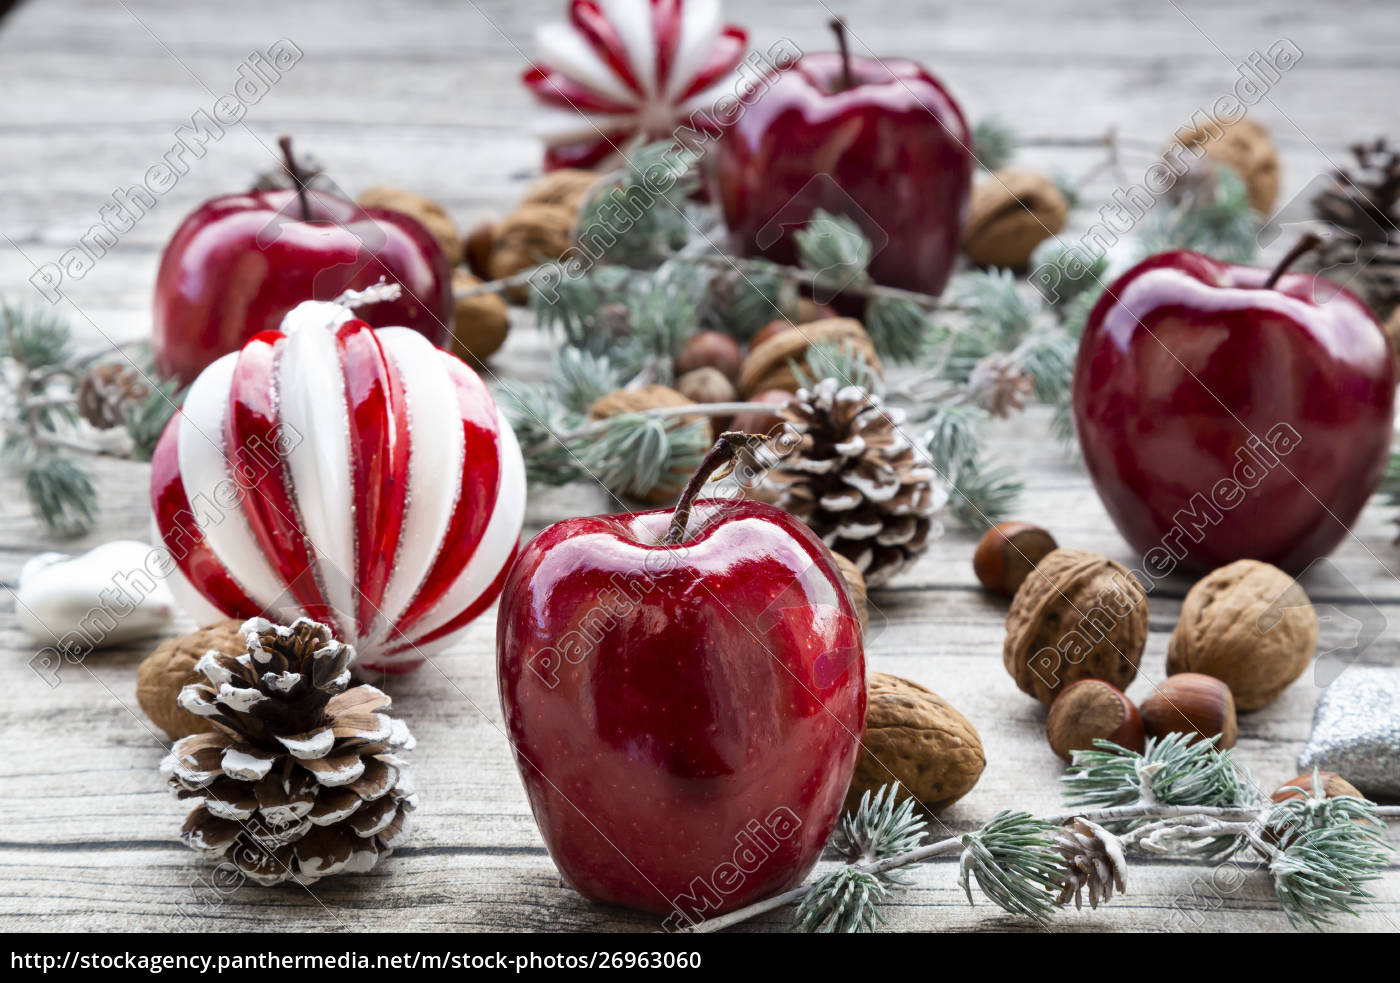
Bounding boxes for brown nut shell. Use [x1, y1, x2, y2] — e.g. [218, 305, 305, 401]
[962, 168, 1069, 270]
[675, 330, 743, 383]
[1140, 672, 1238, 749]
[846, 672, 984, 812]
[137, 620, 245, 740]
[357, 186, 463, 265]
[1167, 559, 1317, 711]
[450, 270, 510, 364]
[737, 318, 882, 396]
[1172, 117, 1280, 214]
[1271, 771, 1363, 803]
[520, 168, 601, 212]
[1003, 548, 1147, 706]
[488, 203, 576, 302]
[973, 521, 1058, 597]
[1046, 679, 1145, 761]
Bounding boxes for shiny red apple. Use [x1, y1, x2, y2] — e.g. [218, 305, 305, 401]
[1073, 238, 1395, 576]
[707, 19, 973, 297]
[153, 140, 450, 384]
[496, 436, 865, 924]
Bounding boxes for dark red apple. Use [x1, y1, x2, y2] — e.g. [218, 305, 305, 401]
[496, 436, 865, 924]
[1073, 238, 1395, 576]
[153, 140, 450, 384]
[707, 20, 973, 297]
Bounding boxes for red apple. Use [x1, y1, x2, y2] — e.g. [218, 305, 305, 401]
[153, 140, 451, 384]
[496, 436, 865, 923]
[1073, 238, 1395, 576]
[707, 20, 972, 297]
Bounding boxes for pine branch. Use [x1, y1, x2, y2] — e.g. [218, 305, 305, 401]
[684, 744, 1399, 934]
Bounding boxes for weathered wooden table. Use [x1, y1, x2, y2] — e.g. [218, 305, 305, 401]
[1, 0, 1396, 933]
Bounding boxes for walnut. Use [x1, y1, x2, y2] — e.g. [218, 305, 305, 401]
[846, 672, 984, 812]
[1003, 548, 1147, 706]
[962, 168, 1069, 270]
[1171, 117, 1279, 214]
[488, 203, 577, 302]
[588, 386, 712, 504]
[520, 168, 601, 213]
[136, 620, 245, 740]
[1167, 559, 1317, 711]
[737, 318, 883, 396]
[357, 186, 462, 265]
[450, 270, 510, 364]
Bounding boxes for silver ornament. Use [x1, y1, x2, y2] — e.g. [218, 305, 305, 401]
[1297, 667, 1400, 799]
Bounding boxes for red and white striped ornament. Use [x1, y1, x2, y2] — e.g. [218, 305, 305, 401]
[524, 0, 748, 170]
[150, 291, 525, 675]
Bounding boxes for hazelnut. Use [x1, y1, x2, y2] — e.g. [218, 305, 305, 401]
[1167, 559, 1318, 711]
[588, 386, 711, 504]
[1003, 548, 1148, 706]
[357, 186, 463, 265]
[962, 168, 1069, 270]
[1271, 771, 1362, 804]
[794, 298, 838, 324]
[846, 672, 984, 812]
[750, 320, 792, 349]
[1266, 770, 1365, 847]
[449, 270, 510, 364]
[137, 620, 245, 740]
[1171, 117, 1279, 214]
[737, 318, 882, 396]
[675, 368, 738, 431]
[829, 551, 868, 634]
[973, 521, 1058, 596]
[675, 367, 738, 406]
[1046, 679, 1145, 761]
[675, 330, 743, 383]
[1140, 673, 1238, 749]
[463, 217, 499, 279]
[730, 388, 792, 437]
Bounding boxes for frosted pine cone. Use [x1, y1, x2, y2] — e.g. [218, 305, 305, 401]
[76, 363, 148, 430]
[160, 617, 416, 885]
[767, 379, 945, 587]
[1055, 818, 1127, 909]
[967, 352, 1032, 418]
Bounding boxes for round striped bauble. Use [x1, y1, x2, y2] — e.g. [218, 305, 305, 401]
[150, 296, 525, 675]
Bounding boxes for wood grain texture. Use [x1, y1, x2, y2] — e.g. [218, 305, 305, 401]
[1, 0, 1398, 934]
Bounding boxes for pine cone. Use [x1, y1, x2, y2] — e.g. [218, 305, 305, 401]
[76, 363, 149, 429]
[1307, 138, 1400, 320]
[1055, 818, 1127, 909]
[767, 379, 944, 587]
[160, 617, 416, 885]
[967, 352, 1033, 418]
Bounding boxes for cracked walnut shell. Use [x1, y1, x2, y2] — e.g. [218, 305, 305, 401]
[1167, 559, 1317, 711]
[137, 620, 244, 740]
[845, 672, 984, 812]
[962, 168, 1069, 270]
[737, 318, 882, 396]
[1003, 549, 1148, 706]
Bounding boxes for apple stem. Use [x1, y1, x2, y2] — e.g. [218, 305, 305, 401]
[1263, 232, 1322, 289]
[829, 17, 854, 91]
[278, 135, 312, 222]
[664, 431, 767, 546]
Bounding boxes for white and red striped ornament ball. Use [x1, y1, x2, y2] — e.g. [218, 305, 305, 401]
[150, 293, 525, 675]
[523, 0, 748, 170]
